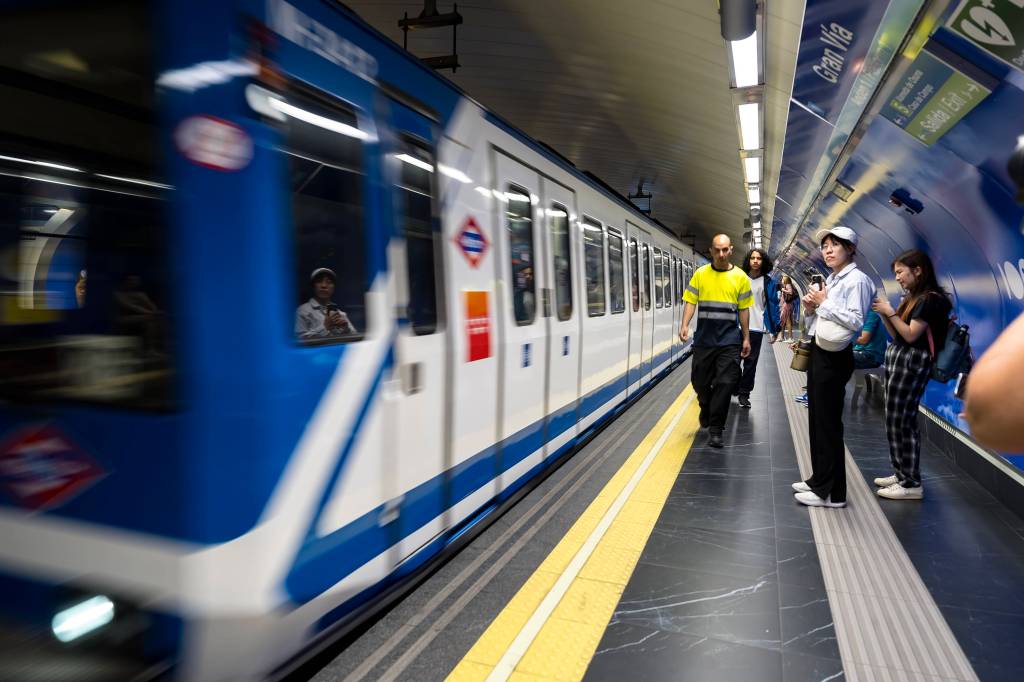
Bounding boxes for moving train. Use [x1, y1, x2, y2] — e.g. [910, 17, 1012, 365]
[0, 1, 705, 678]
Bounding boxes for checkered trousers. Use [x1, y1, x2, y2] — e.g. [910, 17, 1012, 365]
[883, 343, 932, 488]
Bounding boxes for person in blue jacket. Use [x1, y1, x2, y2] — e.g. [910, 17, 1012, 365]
[737, 248, 782, 408]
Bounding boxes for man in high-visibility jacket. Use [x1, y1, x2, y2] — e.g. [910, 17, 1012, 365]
[679, 234, 752, 448]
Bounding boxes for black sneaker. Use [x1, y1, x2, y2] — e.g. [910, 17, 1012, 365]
[738, 394, 751, 409]
[708, 430, 724, 448]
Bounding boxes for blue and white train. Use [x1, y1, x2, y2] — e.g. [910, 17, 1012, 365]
[0, 1, 705, 678]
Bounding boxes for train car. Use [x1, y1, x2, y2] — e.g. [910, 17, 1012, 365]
[0, 1, 705, 678]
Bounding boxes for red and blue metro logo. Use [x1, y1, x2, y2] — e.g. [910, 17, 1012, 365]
[0, 423, 106, 510]
[454, 215, 489, 268]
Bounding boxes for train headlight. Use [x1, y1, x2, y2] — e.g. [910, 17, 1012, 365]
[51, 595, 115, 643]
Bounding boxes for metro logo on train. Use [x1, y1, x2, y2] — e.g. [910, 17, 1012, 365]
[0, 424, 105, 510]
[454, 215, 489, 268]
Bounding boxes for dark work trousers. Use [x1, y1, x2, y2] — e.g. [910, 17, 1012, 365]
[736, 331, 765, 397]
[805, 340, 854, 503]
[691, 344, 741, 432]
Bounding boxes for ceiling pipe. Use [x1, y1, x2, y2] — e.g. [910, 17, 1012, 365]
[720, 0, 756, 41]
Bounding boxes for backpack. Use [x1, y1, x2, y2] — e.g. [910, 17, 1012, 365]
[925, 313, 972, 383]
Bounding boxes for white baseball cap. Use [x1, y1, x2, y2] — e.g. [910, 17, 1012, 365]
[815, 225, 858, 247]
[310, 267, 337, 282]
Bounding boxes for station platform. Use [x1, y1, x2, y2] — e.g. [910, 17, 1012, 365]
[306, 345, 1024, 682]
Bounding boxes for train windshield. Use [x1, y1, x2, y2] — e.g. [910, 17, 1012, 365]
[0, 2, 175, 409]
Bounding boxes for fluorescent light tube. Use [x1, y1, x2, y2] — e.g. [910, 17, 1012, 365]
[743, 157, 760, 184]
[738, 103, 760, 150]
[395, 153, 433, 172]
[730, 31, 759, 88]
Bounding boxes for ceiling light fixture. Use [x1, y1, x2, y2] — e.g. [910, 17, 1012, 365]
[738, 103, 760, 150]
[747, 186, 760, 204]
[730, 31, 759, 88]
[743, 157, 760, 184]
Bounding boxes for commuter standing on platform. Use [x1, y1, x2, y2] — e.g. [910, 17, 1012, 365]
[779, 275, 799, 341]
[872, 249, 951, 500]
[792, 227, 875, 508]
[679, 234, 752, 448]
[737, 248, 782, 408]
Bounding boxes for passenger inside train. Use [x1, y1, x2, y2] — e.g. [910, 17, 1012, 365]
[295, 267, 357, 340]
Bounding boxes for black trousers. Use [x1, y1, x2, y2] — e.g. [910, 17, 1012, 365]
[806, 340, 854, 503]
[737, 331, 765, 396]
[692, 344, 741, 431]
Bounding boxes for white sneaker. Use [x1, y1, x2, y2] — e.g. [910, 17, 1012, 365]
[874, 475, 899, 487]
[794, 491, 846, 508]
[877, 484, 923, 500]
[791, 481, 811, 493]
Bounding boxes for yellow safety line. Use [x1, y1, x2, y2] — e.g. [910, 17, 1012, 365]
[447, 386, 700, 682]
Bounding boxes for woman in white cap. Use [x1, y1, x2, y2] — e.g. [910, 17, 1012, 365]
[295, 267, 357, 340]
[792, 227, 876, 508]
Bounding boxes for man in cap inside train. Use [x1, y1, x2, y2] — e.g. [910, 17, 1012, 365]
[295, 267, 357, 340]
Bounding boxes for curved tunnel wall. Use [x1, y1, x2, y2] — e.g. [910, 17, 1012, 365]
[775, 33, 1024, 467]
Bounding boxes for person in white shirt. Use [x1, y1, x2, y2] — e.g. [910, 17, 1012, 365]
[295, 268, 357, 340]
[737, 248, 782, 408]
[791, 227, 876, 508]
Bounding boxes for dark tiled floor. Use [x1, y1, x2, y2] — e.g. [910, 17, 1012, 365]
[842, 394, 1024, 681]
[587, 347, 845, 682]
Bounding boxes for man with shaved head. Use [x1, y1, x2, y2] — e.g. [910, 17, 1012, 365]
[679, 234, 752, 448]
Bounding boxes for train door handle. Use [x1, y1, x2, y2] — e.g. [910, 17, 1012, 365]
[400, 362, 422, 395]
[379, 495, 404, 526]
[542, 287, 551, 318]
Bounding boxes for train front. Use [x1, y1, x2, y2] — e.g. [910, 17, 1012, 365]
[0, 2, 191, 678]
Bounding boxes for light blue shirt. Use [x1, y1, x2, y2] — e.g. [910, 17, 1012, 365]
[804, 263, 876, 349]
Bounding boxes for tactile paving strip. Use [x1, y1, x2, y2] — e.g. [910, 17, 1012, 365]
[772, 343, 977, 682]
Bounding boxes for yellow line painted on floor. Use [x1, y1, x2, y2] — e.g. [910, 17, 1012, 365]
[446, 386, 701, 682]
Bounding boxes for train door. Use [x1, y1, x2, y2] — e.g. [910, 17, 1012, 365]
[494, 152, 547, 491]
[540, 179, 580, 458]
[641, 237, 654, 385]
[626, 225, 642, 393]
[671, 249, 682, 362]
[387, 102, 449, 558]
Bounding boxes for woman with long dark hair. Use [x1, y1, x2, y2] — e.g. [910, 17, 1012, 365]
[778, 275, 799, 341]
[871, 249, 950, 500]
[737, 248, 781, 408]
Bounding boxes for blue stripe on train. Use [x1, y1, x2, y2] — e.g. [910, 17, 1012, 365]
[291, 350, 687, 606]
[309, 347, 692, 639]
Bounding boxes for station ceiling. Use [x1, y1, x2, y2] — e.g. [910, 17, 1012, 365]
[348, 0, 806, 252]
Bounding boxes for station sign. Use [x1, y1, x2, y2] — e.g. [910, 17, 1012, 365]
[947, 0, 1024, 73]
[880, 45, 993, 145]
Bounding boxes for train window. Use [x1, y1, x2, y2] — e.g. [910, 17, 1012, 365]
[643, 244, 652, 311]
[395, 138, 440, 335]
[629, 237, 640, 312]
[582, 216, 605, 317]
[286, 93, 367, 345]
[654, 248, 663, 308]
[0, 2, 176, 409]
[506, 184, 536, 325]
[662, 253, 672, 306]
[607, 228, 625, 314]
[549, 202, 572, 321]
[676, 259, 682, 306]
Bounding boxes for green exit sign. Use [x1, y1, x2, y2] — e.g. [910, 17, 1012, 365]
[947, 0, 1024, 72]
